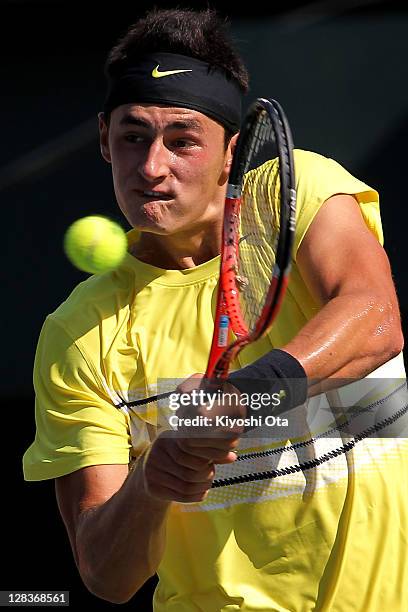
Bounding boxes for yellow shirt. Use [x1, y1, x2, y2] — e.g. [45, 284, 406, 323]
[23, 150, 408, 611]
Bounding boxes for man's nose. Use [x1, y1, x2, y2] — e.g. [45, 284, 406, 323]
[138, 139, 170, 182]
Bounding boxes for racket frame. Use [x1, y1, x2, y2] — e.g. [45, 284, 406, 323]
[205, 97, 296, 381]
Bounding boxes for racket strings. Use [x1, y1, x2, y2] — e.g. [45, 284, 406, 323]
[238, 111, 271, 181]
[236, 112, 283, 333]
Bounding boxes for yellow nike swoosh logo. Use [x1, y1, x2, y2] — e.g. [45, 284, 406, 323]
[152, 65, 193, 78]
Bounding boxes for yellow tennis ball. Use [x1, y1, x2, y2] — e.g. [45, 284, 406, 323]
[64, 216, 128, 274]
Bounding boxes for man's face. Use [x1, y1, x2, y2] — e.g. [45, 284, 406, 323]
[99, 104, 235, 235]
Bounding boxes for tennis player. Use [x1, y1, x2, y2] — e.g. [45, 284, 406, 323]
[23, 8, 407, 611]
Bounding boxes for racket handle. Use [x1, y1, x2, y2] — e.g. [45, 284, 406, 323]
[205, 292, 230, 378]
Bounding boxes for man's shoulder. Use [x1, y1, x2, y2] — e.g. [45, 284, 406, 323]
[293, 148, 333, 172]
[48, 266, 133, 344]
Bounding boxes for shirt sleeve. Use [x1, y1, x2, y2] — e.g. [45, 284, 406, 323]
[23, 315, 132, 481]
[293, 149, 383, 258]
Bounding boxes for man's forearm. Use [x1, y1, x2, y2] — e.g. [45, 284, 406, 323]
[76, 453, 170, 604]
[284, 292, 403, 393]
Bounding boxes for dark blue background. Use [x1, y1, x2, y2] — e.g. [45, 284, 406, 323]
[2, 1, 407, 609]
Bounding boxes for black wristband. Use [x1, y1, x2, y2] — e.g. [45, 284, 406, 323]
[227, 349, 308, 418]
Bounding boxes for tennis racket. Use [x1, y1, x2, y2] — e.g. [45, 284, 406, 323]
[204, 96, 296, 383]
[117, 97, 296, 411]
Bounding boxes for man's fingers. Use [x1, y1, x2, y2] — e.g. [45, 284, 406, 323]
[144, 461, 215, 500]
[164, 440, 213, 471]
[154, 449, 216, 484]
[177, 433, 241, 450]
[175, 373, 204, 395]
[161, 436, 238, 467]
[143, 431, 240, 504]
[178, 444, 238, 464]
[156, 432, 238, 467]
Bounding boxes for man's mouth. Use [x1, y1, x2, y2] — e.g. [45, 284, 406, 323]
[138, 190, 173, 202]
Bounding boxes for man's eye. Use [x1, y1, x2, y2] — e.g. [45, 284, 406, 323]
[124, 134, 145, 144]
[173, 139, 192, 149]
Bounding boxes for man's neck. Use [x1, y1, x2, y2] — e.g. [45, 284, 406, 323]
[130, 226, 221, 270]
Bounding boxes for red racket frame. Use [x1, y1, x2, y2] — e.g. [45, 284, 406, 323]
[205, 98, 296, 382]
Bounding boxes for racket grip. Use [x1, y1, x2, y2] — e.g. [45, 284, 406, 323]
[206, 306, 230, 378]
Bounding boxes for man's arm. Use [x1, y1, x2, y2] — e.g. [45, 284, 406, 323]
[55, 424, 240, 604]
[285, 193, 404, 388]
[55, 460, 170, 604]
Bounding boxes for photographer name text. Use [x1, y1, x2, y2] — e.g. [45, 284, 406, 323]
[169, 414, 288, 428]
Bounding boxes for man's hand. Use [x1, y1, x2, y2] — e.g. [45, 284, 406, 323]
[142, 375, 246, 503]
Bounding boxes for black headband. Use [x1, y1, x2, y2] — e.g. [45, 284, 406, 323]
[103, 52, 242, 132]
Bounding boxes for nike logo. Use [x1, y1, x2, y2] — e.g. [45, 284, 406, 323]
[151, 65, 193, 78]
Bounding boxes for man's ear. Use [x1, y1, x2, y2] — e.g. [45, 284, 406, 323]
[229, 132, 239, 162]
[226, 132, 239, 169]
[98, 112, 111, 163]
[220, 132, 239, 185]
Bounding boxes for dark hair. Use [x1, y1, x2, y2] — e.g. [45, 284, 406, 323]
[105, 8, 249, 92]
[104, 8, 249, 145]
